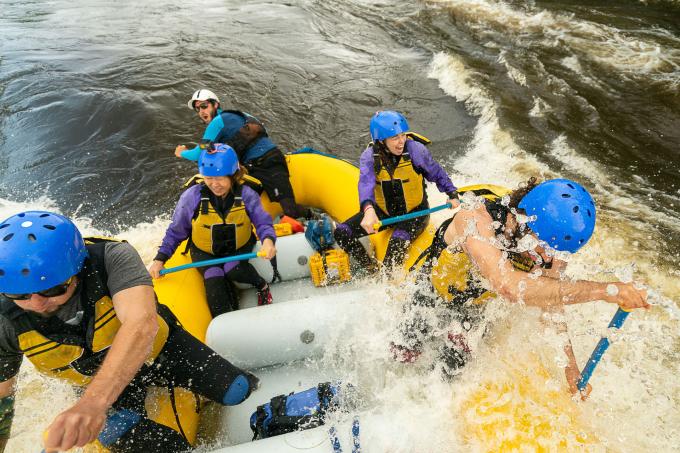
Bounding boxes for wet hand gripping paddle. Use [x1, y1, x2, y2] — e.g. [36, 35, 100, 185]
[159, 251, 266, 276]
[577, 307, 631, 392]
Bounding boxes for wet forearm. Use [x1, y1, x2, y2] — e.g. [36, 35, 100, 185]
[501, 275, 608, 308]
[81, 311, 157, 410]
[0, 396, 14, 451]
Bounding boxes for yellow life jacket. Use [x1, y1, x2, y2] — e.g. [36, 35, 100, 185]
[428, 218, 497, 305]
[3, 238, 171, 386]
[373, 137, 428, 216]
[191, 183, 254, 256]
[414, 185, 514, 305]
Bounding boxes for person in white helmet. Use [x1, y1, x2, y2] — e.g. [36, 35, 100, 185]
[175, 89, 310, 222]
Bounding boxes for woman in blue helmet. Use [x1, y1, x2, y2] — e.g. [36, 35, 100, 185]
[150, 144, 277, 315]
[392, 178, 649, 395]
[334, 110, 460, 271]
[0, 211, 259, 452]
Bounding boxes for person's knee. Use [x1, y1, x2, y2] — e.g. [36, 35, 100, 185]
[391, 229, 411, 242]
[204, 266, 225, 280]
[221, 372, 260, 406]
[334, 223, 352, 244]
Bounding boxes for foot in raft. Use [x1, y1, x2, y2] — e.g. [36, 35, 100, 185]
[435, 333, 472, 379]
[257, 283, 273, 306]
[389, 341, 422, 363]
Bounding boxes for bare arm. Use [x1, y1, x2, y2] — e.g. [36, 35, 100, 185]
[44, 285, 159, 452]
[447, 207, 649, 310]
[0, 378, 15, 402]
[540, 307, 592, 398]
[0, 377, 16, 453]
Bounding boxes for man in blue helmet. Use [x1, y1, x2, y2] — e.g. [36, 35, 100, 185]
[334, 110, 460, 271]
[392, 178, 649, 394]
[0, 211, 259, 452]
[174, 89, 310, 222]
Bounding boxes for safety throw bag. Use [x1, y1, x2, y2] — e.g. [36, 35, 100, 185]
[304, 215, 335, 252]
[250, 382, 341, 440]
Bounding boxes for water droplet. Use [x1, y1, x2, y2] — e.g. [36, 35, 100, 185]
[606, 284, 619, 296]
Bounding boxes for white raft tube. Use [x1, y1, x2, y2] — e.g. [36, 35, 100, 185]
[205, 289, 371, 370]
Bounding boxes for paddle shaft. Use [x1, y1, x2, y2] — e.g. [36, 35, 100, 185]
[577, 307, 630, 391]
[373, 202, 452, 230]
[159, 251, 260, 275]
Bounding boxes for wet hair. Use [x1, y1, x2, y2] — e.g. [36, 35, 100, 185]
[373, 139, 389, 155]
[372, 139, 400, 175]
[231, 166, 247, 186]
[508, 176, 540, 212]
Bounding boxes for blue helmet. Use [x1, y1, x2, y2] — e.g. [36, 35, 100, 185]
[0, 211, 88, 294]
[370, 111, 409, 141]
[198, 144, 240, 177]
[518, 179, 596, 253]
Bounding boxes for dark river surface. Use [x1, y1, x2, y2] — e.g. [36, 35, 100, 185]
[1, 0, 679, 451]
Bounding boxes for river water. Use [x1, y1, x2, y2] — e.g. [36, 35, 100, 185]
[1, 0, 679, 451]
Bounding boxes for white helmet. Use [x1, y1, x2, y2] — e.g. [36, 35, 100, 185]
[187, 89, 220, 110]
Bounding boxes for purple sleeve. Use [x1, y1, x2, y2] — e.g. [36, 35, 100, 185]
[242, 186, 276, 243]
[408, 141, 457, 194]
[157, 186, 200, 257]
[358, 147, 377, 208]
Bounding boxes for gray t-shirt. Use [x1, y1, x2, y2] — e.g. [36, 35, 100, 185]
[0, 242, 152, 381]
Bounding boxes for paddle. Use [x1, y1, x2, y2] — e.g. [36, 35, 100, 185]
[370, 183, 512, 231]
[372, 202, 452, 231]
[577, 307, 631, 392]
[159, 251, 266, 276]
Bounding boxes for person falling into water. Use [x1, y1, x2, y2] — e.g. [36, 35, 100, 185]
[175, 89, 310, 224]
[334, 110, 460, 272]
[392, 178, 649, 396]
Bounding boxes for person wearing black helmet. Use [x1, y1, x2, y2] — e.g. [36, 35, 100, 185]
[175, 89, 310, 223]
[393, 178, 649, 395]
[0, 211, 259, 452]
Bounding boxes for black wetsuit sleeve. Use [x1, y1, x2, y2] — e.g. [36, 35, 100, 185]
[104, 242, 153, 297]
[0, 317, 23, 382]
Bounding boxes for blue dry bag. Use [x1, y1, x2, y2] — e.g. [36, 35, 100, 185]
[305, 216, 335, 252]
[250, 382, 341, 439]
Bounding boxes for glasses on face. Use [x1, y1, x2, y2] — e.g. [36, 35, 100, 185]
[194, 102, 211, 112]
[198, 142, 215, 151]
[1, 276, 75, 301]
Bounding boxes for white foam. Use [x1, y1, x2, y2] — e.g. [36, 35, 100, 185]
[498, 50, 527, 87]
[428, 0, 680, 82]
[428, 52, 550, 189]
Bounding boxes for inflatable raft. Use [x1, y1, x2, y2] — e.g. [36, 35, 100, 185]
[151, 150, 518, 452]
